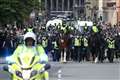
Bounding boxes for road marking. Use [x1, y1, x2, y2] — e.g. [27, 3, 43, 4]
[58, 69, 62, 80]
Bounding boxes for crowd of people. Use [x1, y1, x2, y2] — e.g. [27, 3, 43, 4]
[0, 20, 120, 63]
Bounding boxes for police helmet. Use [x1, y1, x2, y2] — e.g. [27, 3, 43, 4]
[24, 32, 36, 41]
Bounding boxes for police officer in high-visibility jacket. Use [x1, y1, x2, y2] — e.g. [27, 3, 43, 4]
[7, 32, 49, 80]
[92, 23, 99, 33]
[83, 23, 88, 33]
[24, 26, 36, 34]
[51, 38, 59, 61]
[27, 27, 33, 32]
[41, 36, 48, 54]
[74, 36, 81, 62]
[61, 23, 67, 34]
[81, 35, 89, 61]
[106, 36, 115, 63]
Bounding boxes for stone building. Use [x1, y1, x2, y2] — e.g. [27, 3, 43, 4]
[85, 0, 119, 25]
[116, 0, 120, 23]
[43, 0, 86, 19]
[41, 0, 120, 24]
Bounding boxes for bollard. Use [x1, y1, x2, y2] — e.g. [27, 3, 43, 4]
[58, 69, 62, 80]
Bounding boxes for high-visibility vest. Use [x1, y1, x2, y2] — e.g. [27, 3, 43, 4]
[52, 41, 58, 49]
[57, 25, 61, 29]
[10, 44, 48, 63]
[83, 38, 88, 47]
[61, 26, 67, 33]
[84, 26, 88, 30]
[27, 28, 33, 32]
[74, 38, 81, 46]
[107, 39, 115, 49]
[61, 26, 65, 30]
[92, 26, 98, 33]
[42, 39, 48, 48]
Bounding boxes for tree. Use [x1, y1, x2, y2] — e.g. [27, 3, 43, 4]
[0, 0, 40, 26]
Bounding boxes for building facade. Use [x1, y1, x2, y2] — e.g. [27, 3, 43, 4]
[85, 0, 99, 21]
[43, 0, 86, 19]
[85, 0, 118, 24]
[103, 0, 117, 25]
[87, 0, 118, 24]
[116, 0, 120, 23]
[41, 0, 120, 24]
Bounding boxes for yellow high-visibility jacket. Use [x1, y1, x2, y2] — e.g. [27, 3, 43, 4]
[9, 44, 48, 63]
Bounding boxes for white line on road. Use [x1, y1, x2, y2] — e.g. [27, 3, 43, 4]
[58, 69, 62, 80]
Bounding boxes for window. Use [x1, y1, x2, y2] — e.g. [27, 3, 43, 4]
[80, 0, 85, 5]
[107, 2, 116, 7]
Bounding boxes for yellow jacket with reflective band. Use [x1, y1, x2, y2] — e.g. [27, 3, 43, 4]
[52, 41, 58, 49]
[10, 44, 48, 63]
[61, 26, 66, 33]
[27, 28, 33, 32]
[92, 26, 98, 33]
[83, 38, 88, 47]
[42, 39, 48, 48]
[74, 38, 81, 46]
[107, 39, 115, 49]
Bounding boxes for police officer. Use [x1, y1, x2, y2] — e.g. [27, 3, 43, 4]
[115, 33, 120, 60]
[92, 23, 99, 33]
[26, 25, 34, 32]
[51, 37, 59, 61]
[7, 32, 49, 80]
[83, 23, 88, 33]
[81, 35, 89, 61]
[57, 23, 62, 30]
[106, 36, 115, 63]
[61, 23, 67, 34]
[73, 35, 81, 62]
[41, 36, 48, 55]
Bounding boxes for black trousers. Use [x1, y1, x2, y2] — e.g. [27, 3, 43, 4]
[74, 46, 80, 61]
[52, 49, 60, 61]
[81, 47, 90, 61]
[107, 48, 115, 63]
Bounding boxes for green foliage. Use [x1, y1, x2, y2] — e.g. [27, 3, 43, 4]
[0, 0, 40, 25]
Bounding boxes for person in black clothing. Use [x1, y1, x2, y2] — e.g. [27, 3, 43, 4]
[115, 33, 120, 59]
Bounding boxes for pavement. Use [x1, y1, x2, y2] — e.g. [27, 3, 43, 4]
[0, 61, 120, 80]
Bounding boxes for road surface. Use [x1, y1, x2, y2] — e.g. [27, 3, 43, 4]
[0, 61, 119, 80]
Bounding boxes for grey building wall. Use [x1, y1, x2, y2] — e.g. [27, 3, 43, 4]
[43, 0, 85, 19]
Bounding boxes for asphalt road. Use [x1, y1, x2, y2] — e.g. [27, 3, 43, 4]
[50, 62, 120, 80]
[0, 61, 120, 80]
